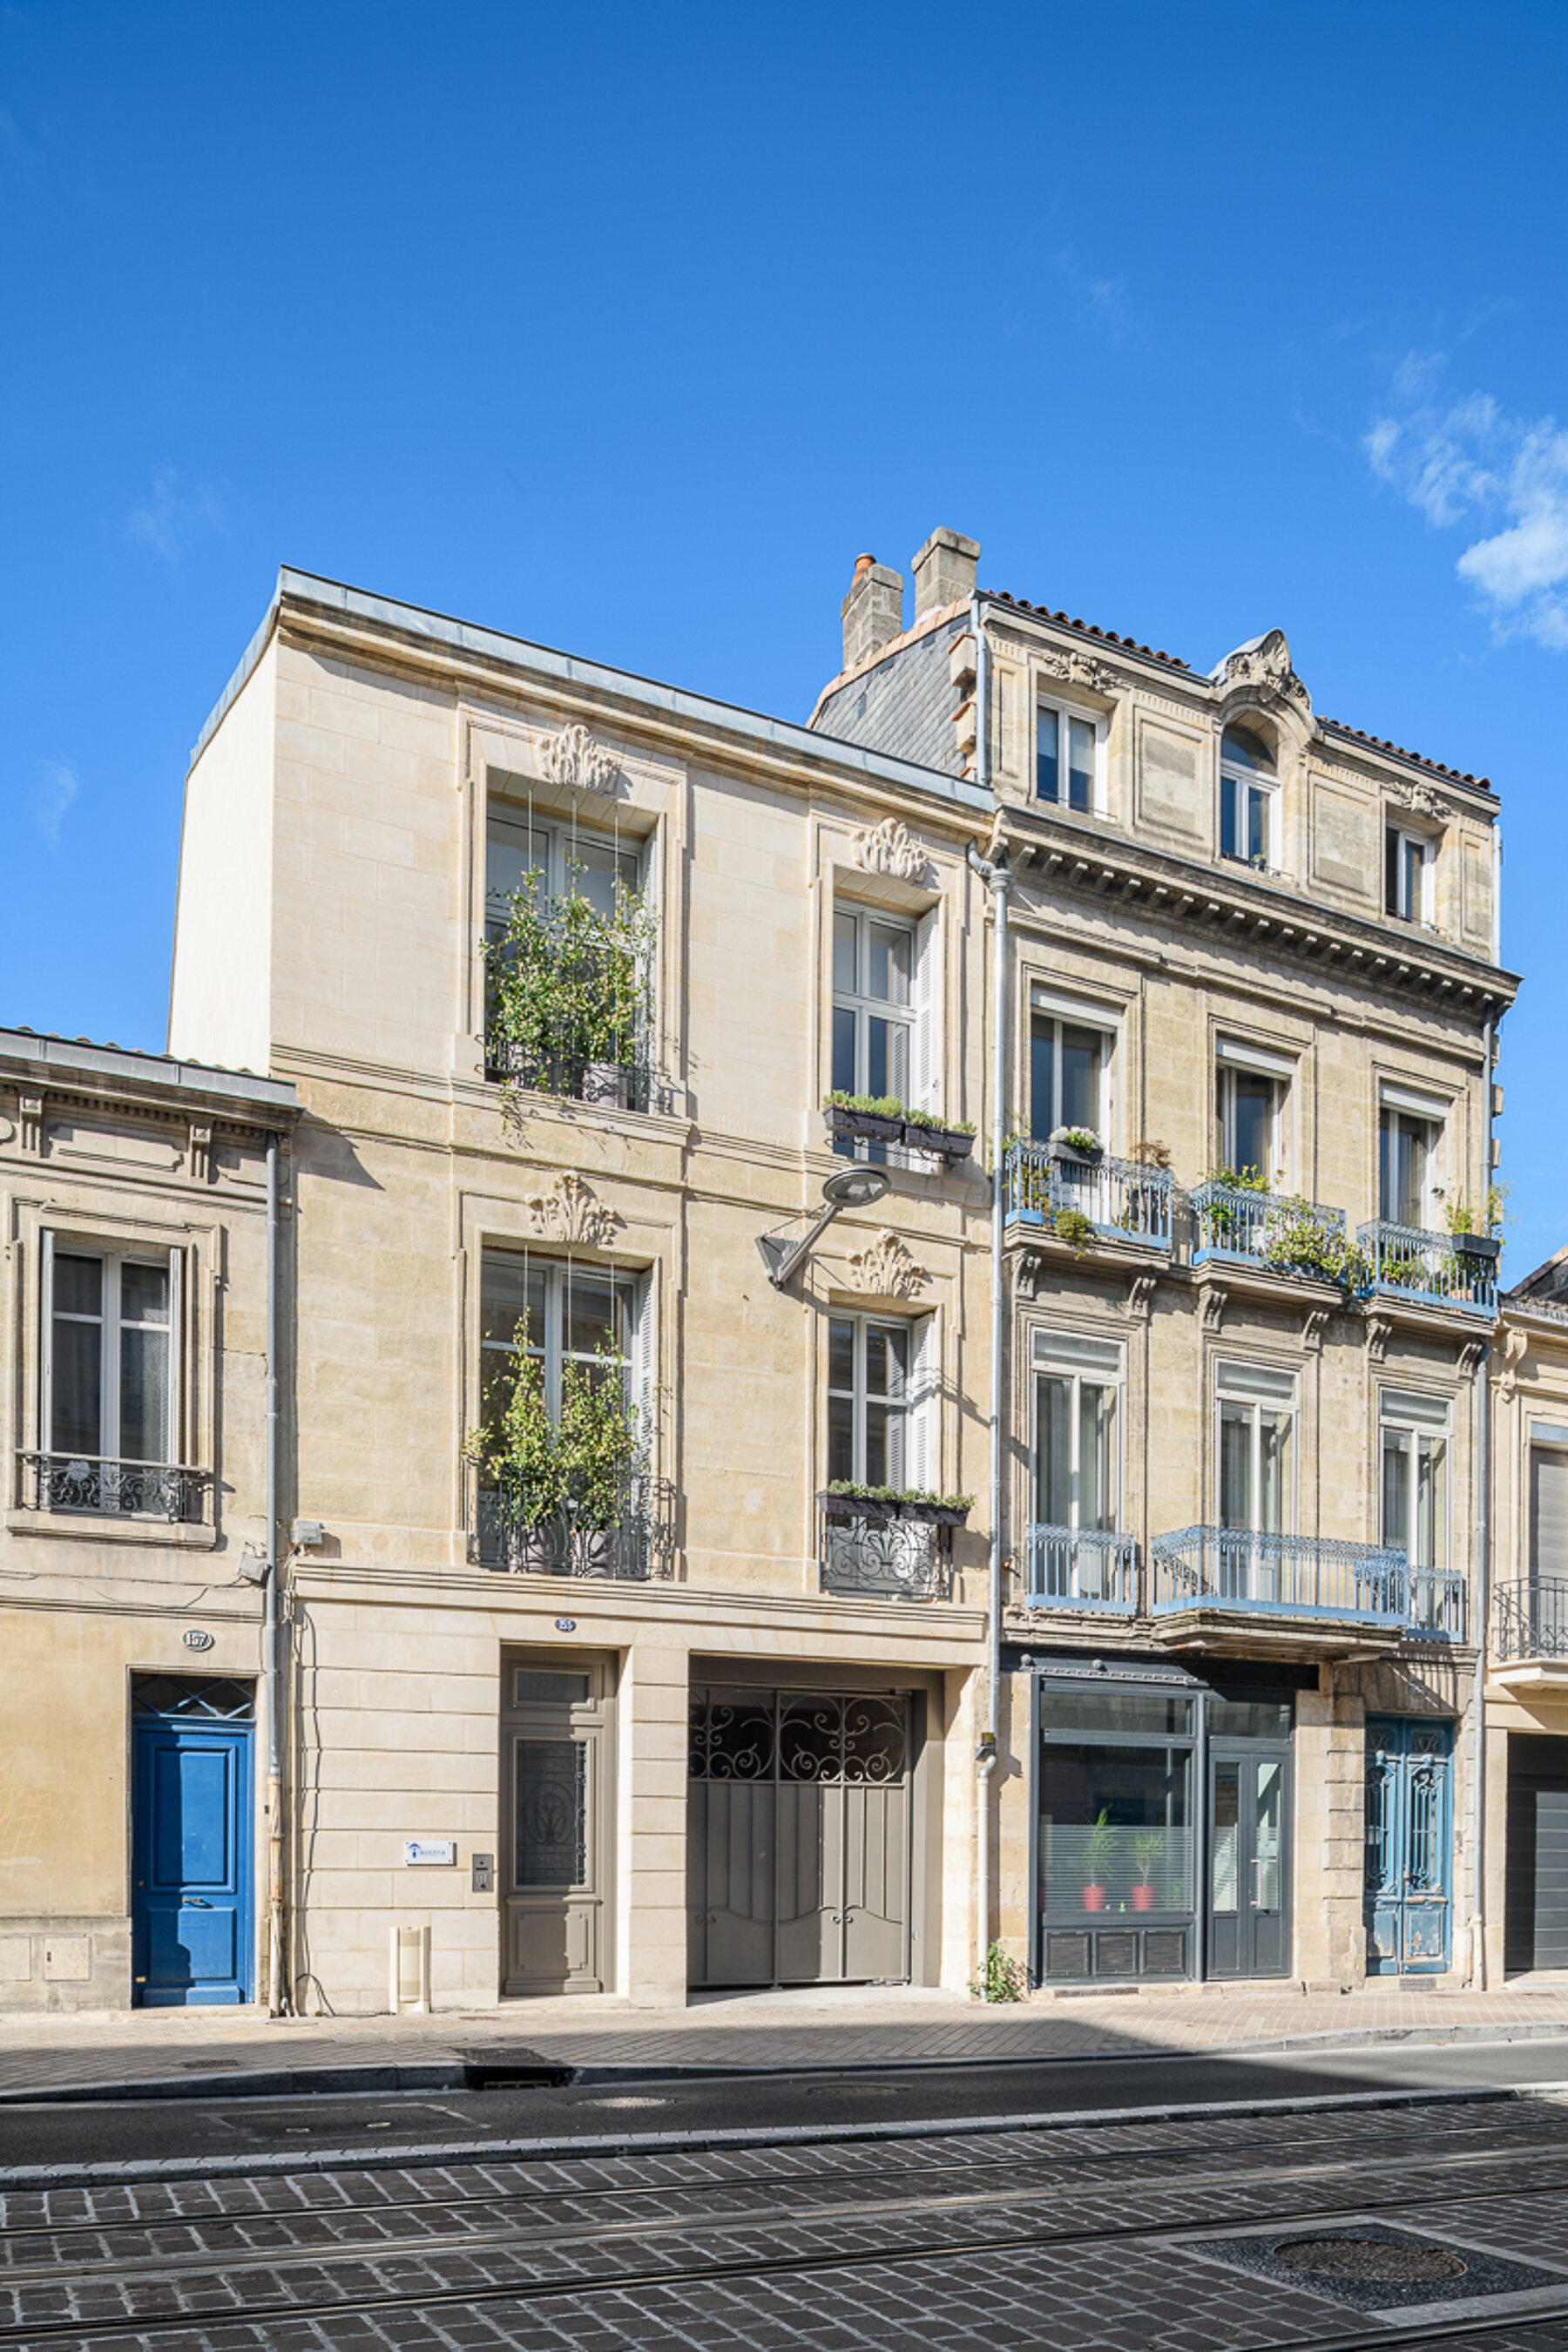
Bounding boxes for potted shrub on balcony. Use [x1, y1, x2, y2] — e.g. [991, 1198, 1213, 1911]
[466, 1348, 564, 1576]
[1047, 1125, 1104, 1166]
[1082, 1808, 1117, 1912]
[822, 1091, 905, 1146]
[558, 1345, 645, 1575]
[486, 866, 652, 1112]
[902, 1112, 977, 1163]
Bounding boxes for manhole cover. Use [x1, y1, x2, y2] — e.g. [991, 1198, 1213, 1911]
[1274, 2239, 1468, 2284]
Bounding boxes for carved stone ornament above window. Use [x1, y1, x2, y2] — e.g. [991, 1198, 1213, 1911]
[851, 817, 931, 885]
[525, 1170, 623, 1250]
[539, 722, 619, 795]
[1037, 647, 1120, 697]
[848, 1228, 930, 1301]
[1388, 776, 1453, 822]
[1212, 627, 1311, 715]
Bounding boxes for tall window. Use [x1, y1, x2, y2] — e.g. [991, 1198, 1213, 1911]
[1385, 826, 1431, 923]
[1037, 701, 1097, 813]
[1219, 726, 1276, 868]
[1034, 1333, 1121, 1531]
[1031, 1014, 1108, 1142]
[1380, 1106, 1439, 1227]
[1217, 1362, 1294, 1535]
[828, 1315, 925, 1487]
[480, 1253, 637, 1426]
[485, 808, 639, 943]
[47, 1249, 173, 1465]
[832, 907, 913, 1159]
[1530, 1432, 1568, 1583]
[1381, 1391, 1449, 1570]
[1216, 1064, 1281, 1181]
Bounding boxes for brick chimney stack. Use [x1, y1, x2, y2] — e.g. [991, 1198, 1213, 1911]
[911, 526, 980, 623]
[841, 553, 904, 672]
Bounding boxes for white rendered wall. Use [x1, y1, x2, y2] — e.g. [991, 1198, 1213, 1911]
[167, 638, 277, 1072]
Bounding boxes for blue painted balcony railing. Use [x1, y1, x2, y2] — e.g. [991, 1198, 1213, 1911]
[1191, 1182, 1346, 1274]
[1494, 1576, 1568, 1663]
[1357, 1220, 1498, 1318]
[1004, 1143, 1173, 1249]
[1408, 1568, 1466, 1643]
[1152, 1526, 1409, 1627]
[1024, 1525, 1139, 1614]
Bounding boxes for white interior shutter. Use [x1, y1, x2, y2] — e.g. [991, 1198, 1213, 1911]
[910, 907, 942, 1122]
[1531, 1445, 1568, 1577]
[906, 1313, 936, 1494]
[166, 1246, 184, 1466]
[39, 1228, 55, 1456]
[632, 1272, 655, 1457]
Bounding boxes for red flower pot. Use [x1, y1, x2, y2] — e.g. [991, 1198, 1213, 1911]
[1082, 1884, 1106, 1912]
[1132, 1884, 1154, 1912]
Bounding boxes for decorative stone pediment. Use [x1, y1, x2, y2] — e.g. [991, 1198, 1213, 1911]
[525, 1170, 622, 1249]
[848, 1228, 929, 1301]
[1038, 647, 1120, 697]
[539, 722, 618, 795]
[851, 818, 930, 886]
[1388, 776, 1453, 822]
[1211, 628, 1311, 716]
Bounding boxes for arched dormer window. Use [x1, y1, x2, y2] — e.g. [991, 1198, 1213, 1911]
[1220, 724, 1277, 870]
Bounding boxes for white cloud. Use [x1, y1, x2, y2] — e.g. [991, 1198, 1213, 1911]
[33, 760, 78, 848]
[1366, 357, 1568, 648]
[127, 468, 224, 564]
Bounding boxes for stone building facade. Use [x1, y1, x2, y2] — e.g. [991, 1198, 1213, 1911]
[2, 528, 1543, 2012]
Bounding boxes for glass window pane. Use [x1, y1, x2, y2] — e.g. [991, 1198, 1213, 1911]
[1382, 1427, 1411, 1552]
[514, 1671, 591, 1705]
[1031, 1021, 1057, 1141]
[1206, 1696, 1292, 1740]
[1220, 1404, 1252, 1530]
[1260, 1410, 1291, 1534]
[1036, 1375, 1071, 1525]
[833, 910, 857, 995]
[564, 1272, 625, 1360]
[866, 1400, 904, 1486]
[513, 1739, 585, 1886]
[1220, 774, 1239, 860]
[828, 1321, 855, 1395]
[1247, 785, 1268, 863]
[1036, 706, 1059, 802]
[867, 923, 910, 1008]
[486, 811, 548, 929]
[1212, 1761, 1240, 1914]
[1043, 1693, 1194, 1736]
[120, 1325, 169, 1463]
[1068, 718, 1094, 813]
[1039, 1742, 1193, 1916]
[1059, 1025, 1101, 1133]
[482, 1256, 544, 1352]
[1079, 1381, 1115, 1531]
[1230, 1075, 1273, 1181]
[565, 836, 637, 917]
[1417, 1434, 1446, 1570]
[53, 1254, 103, 1318]
[1254, 1760, 1283, 1909]
[51, 1318, 102, 1455]
[867, 1013, 909, 1103]
[865, 1323, 908, 1401]
[120, 1262, 169, 1326]
[827, 1392, 855, 1484]
[831, 1004, 857, 1099]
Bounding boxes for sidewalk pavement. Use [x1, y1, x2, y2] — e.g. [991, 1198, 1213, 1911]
[3, 1975, 1568, 2099]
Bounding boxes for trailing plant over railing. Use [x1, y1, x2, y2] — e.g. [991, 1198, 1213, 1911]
[1260, 1197, 1370, 1288]
[822, 1091, 977, 1135]
[485, 866, 655, 1107]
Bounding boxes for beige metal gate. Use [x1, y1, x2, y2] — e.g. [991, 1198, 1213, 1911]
[687, 1686, 911, 1987]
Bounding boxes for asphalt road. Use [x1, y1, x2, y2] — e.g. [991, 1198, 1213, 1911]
[3, 2032, 1568, 2173]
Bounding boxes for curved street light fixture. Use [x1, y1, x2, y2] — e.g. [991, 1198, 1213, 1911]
[754, 1166, 891, 1289]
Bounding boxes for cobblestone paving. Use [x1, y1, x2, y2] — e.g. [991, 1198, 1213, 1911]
[4, 2095, 1568, 2350]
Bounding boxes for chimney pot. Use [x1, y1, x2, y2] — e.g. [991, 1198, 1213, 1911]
[911, 525, 980, 622]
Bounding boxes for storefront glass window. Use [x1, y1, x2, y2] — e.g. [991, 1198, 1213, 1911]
[1039, 1742, 1193, 1916]
[1044, 1692, 1193, 1737]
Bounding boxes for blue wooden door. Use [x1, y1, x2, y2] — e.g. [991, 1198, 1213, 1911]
[132, 1720, 252, 2004]
[1365, 1716, 1454, 1976]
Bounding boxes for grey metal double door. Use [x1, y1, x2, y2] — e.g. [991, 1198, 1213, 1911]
[687, 1686, 912, 1987]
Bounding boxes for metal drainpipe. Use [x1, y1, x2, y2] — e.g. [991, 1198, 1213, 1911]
[1470, 1010, 1497, 1990]
[264, 1131, 287, 2017]
[966, 595, 1008, 1993]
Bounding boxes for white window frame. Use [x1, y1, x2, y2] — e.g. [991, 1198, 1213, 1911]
[1215, 1049, 1288, 1184]
[1214, 1361, 1297, 1537]
[1385, 822, 1435, 924]
[40, 1233, 183, 1471]
[485, 804, 643, 936]
[1031, 1331, 1124, 1534]
[832, 902, 916, 1101]
[1219, 753, 1278, 871]
[1029, 1004, 1114, 1144]
[1378, 1088, 1446, 1229]
[826, 1311, 935, 1490]
[480, 1251, 642, 1427]
[1379, 1389, 1450, 1572]
[1035, 696, 1105, 817]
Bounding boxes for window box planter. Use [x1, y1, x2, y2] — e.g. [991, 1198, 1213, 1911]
[1452, 1233, 1502, 1263]
[1045, 1139, 1103, 1167]
[901, 1119, 975, 1163]
[818, 1490, 970, 1529]
[822, 1104, 903, 1146]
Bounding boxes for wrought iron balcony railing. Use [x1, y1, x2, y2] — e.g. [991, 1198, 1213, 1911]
[17, 1451, 211, 1523]
[475, 1468, 676, 1578]
[485, 1036, 657, 1114]
[1408, 1567, 1466, 1643]
[1357, 1220, 1498, 1318]
[1024, 1524, 1139, 1614]
[1004, 1143, 1173, 1250]
[1152, 1526, 1408, 1626]
[1192, 1182, 1347, 1277]
[818, 1498, 952, 1602]
[1494, 1576, 1568, 1663]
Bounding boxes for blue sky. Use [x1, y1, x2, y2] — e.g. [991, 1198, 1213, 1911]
[3, 2, 1566, 1271]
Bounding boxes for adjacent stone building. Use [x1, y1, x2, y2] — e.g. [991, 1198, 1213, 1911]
[3, 528, 1549, 2011]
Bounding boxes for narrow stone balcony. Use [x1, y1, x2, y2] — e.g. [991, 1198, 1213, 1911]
[17, 1450, 210, 1524]
[1150, 1525, 1409, 1657]
[1358, 1220, 1498, 1320]
[1004, 1141, 1173, 1254]
[476, 1470, 675, 1578]
[1024, 1524, 1139, 1615]
[1492, 1576, 1568, 1687]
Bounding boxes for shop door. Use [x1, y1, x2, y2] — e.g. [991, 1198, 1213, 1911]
[132, 1713, 252, 2007]
[688, 1687, 912, 1987]
[1506, 1734, 1568, 1974]
[1364, 1717, 1454, 1975]
[1207, 1748, 1290, 1977]
[500, 1661, 612, 1996]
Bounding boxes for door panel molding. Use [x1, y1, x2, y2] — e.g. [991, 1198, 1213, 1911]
[500, 1649, 616, 1998]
